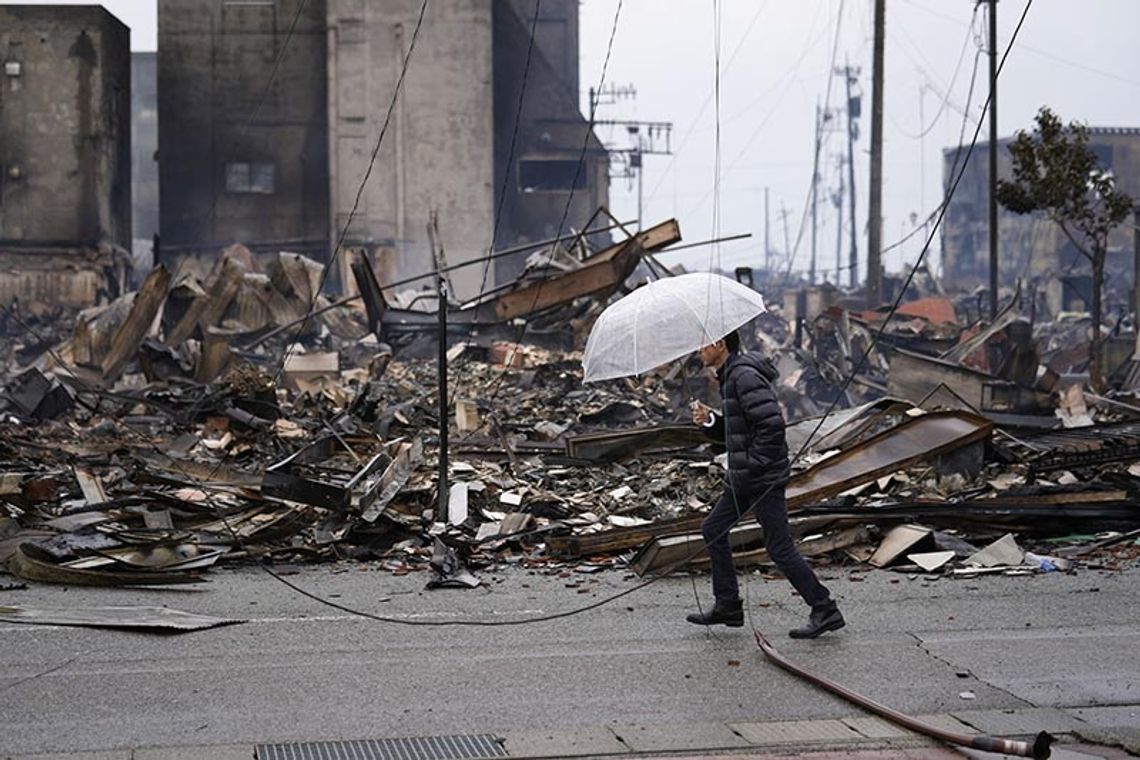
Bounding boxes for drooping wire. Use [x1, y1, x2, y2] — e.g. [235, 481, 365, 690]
[466, 0, 624, 414]
[0, 0, 1034, 631]
[269, 0, 430, 390]
[879, 22, 986, 265]
[890, 5, 979, 141]
[777, 0, 847, 285]
[473, 0, 544, 314]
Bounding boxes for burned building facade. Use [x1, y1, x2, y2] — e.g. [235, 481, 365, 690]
[158, 0, 330, 269]
[0, 5, 131, 305]
[940, 128, 1140, 300]
[158, 0, 608, 301]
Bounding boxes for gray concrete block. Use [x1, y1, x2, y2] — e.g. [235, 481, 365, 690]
[3, 754, 131, 760]
[841, 715, 920, 739]
[500, 727, 628, 758]
[135, 746, 254, 760]
[609, 722, 750, 752]
[1069, 705, 1140, 729]
[952, 707, 1086, 735]
[914, 713, 980, 734]
[729, 718, 863, 745]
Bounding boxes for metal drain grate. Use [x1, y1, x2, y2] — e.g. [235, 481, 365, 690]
[256, 734, 507, 760]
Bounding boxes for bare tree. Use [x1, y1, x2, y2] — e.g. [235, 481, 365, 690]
[996, 107, 1133, 391]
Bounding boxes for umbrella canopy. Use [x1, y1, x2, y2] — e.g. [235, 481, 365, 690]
[582, 272, 767, 383]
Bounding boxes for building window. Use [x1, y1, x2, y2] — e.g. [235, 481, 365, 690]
[518, 159, 587, 192]
[225, 162, 275, 194]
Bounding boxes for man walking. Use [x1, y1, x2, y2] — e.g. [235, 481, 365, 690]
[687, 330, 844, 638]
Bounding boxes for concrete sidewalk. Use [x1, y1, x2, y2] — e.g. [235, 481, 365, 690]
[5, 706, 1138, 759]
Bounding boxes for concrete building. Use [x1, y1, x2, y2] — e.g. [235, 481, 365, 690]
[131, 51, 159, 275]
[158, 0, 330, 267]
[0, 5, 131, 305]
[158, 0, 608, 300]
[940, 128, 1140, 298]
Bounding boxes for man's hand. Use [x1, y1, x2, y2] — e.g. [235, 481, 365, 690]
[690, 400, 714, 426]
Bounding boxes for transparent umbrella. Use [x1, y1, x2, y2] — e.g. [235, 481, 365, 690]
[582, 272, 767, 383]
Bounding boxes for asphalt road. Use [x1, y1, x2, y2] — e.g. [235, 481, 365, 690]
[2, 559, 1138, 756]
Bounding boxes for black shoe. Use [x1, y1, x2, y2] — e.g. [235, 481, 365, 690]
[789, 602, 845, 639]
[686, 598, 744, 627]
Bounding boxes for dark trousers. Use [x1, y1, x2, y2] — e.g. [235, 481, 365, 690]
[701, 485, 832, 609]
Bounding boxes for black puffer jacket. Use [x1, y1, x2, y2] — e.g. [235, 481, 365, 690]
[704, 352, 790, 492]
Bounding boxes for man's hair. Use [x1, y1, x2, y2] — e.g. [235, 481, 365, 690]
[723, 329, 741, 353]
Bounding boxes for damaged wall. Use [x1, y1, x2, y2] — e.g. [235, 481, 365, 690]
[492, 0, 611, 286]
[328, 0, 495, 302]
[158, 0, 330, 264]
[941, 129, 1140, 291]
[0, 6, 131, 249]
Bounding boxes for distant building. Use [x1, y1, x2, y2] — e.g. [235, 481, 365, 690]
[131, 51, 159, 275]
[158, 0, 608, 300]
[0, 5, 132, 305]
[940, 128, 1140, 297]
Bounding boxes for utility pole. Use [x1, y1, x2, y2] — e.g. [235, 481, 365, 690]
[427, 214, 449, 523]
[867, 0, 885, 309]
[810, 104, 822, 285]
[778, 203, 792, 272]
[833, 153, 845, 285]
[593, 118, 673, 229]
[986, 0, 999, 320]
[835, 62, 861, 290]
[764, 186, 771, 272]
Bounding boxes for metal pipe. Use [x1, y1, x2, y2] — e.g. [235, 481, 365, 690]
[753, 630, 1053, 759]
[656, 232, 751, 254]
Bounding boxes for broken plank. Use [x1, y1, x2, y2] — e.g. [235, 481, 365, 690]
[101, 265, 173, 382]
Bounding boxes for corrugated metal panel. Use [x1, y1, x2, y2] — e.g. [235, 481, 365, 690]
[256, 735, 507, 760]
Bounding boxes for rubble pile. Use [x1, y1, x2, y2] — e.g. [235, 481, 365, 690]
[1, 234, 1139, 591]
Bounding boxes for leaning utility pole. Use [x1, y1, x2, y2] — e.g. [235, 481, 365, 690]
[836, 62, 860, 290]
[987, 0, 999, 320]
[867, 0, 885, 309]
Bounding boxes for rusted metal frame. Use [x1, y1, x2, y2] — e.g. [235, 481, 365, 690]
[10, 544, 203, 587]
[493, 218, 681, 320]
[261, 436, 390, 511]
[359, 438, 423, 523]
[754, 630, 1053, 759]
[787, 411, 994, 507]
[564, 424, 709, 463]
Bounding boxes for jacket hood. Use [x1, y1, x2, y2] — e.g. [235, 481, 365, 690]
[721, 351, 779, 383]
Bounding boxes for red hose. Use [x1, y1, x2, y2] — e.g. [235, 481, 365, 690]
[754, 630, 1052, 759]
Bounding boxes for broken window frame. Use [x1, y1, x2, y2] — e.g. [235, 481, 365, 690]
[224, 161, 275, 194]
[517, 158, 588, 193]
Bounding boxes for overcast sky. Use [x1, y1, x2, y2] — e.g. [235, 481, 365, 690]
[7, 1, 1139, 282]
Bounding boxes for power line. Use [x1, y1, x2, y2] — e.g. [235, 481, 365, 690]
[643, 0, 777, 206]
[777, 0, 847, 286]
[471, 0, 625, 414]
[888, 5, 979, 141]
[270, 0, 430, 390]
[474, 0, 543, 307]
[0, 0, 1037, 633]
